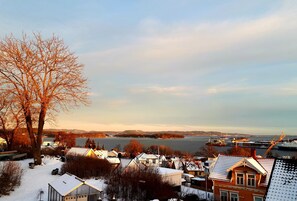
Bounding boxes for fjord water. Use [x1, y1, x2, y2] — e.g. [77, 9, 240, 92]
[76, 135, 297, 157]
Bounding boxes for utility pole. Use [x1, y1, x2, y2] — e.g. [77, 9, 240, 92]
[204, 166, 209, 200]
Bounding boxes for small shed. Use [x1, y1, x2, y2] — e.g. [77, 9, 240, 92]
[48, 173, 101, 201]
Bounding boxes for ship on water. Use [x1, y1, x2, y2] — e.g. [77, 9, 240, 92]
[277, 140, 297, 150]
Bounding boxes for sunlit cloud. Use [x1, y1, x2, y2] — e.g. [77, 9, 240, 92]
[80, 8, 297, 76]
[130, 86, 192, 96]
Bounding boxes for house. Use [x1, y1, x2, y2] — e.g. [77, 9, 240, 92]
[95, 150, 108, 159]
[158, 167, 183, 191]
[66, 147, 97, 159]
[0, 137, 6, 150]
[265, 159, 297, 201]
[48, 173, 102, 201]
[134, 153, 160, 166]
[209, 154, 274, 201]
[108, 150, 118, 157]
[122, 157, 183, 191]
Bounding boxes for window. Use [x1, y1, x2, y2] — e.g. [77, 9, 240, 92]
[230, 192, 239, 201]
[247, 174, 256, 187]
[254, 196, 263, 201]
[220, 190, 228, 201]
[236, 173, 244, 185]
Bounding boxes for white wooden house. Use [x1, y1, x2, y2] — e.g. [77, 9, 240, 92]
[48, 173, 102, 201]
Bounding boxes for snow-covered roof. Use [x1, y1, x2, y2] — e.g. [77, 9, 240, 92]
[209, 155, 243, 181]
[66, 147, 93, 156]
[158, 167, 183, 176]
[186, 161, 204, 171]
[108, 150, 118, 157]
[106, 157, 121, 164]
[49, 173, 101, 196]
[120, 158, 132, 168]
[257, 158, 274, 186]
[136, 153, 159, 160]
[266, 159, 297, 201]
[227, 158, 267, 175]
[95, 150, 108, 158]
[209, 155, 274, 184]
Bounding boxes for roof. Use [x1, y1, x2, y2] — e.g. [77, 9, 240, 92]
[158, 167, 183, 176]
[209, 155, 274, 185]
[257, 158, 274, 186]
[49, 173, 101, 196]
[209, 155, 243, 181]
[227, 158, 267, 175]
[106, 157, 121, 164]
[66, 147, 93, 156]
[266, 159, 297, 201]
[136, 153, 159, 161]
[108, 150, 118, 157]
[95, 150, 108, 158]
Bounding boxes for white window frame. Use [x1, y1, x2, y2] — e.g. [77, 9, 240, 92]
[247, 173, 256, 187]
[230, 192, 239, 201]
[235, 172, 244, 186]
[220, 190, 228, 201]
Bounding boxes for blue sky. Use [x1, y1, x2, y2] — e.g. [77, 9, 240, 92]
[1, 0, 297, 135]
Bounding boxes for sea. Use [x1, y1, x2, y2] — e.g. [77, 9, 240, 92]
[73, 135, 297, 157]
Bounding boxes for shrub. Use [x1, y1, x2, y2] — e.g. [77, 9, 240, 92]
[61, 155, 112, 178]
[106, 167, 177, 200]
[0, 161, 23, 196]
[41, 146, 65, 157]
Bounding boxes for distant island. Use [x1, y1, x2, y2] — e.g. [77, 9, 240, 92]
[43, 129, 251, 139]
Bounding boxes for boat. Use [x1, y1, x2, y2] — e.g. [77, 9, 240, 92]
[206, 138, 226, 146]
[278, 140, 297, 150]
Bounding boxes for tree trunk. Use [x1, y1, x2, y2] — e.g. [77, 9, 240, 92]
[24, 110, 42, 165]
[35, 106, 47, 165]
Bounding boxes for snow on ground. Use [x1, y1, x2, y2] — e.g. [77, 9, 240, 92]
[0, 157, 62, 201]
[0, 157, 105, 201]
[0, 157, 212, 201]
[181, 186, 213, 200]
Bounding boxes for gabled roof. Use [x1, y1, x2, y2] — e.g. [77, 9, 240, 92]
[158, 167, 183, 176]
[95, 150, 108, 158]
[66, 147, 94, 156]
[49, 173, 101, 196]
[136, 153, 159, 161]
[108, 150, 118, 157]
[266, 159, 297, 201]
[227, 157, 267, 175]
[209, 155, 243, 181]
[106, 157, 121, 164]
[209, 154, 274, 184]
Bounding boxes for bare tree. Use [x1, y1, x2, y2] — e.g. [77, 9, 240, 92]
[0, 92, 22, 150]
[0, 33, 89, 164]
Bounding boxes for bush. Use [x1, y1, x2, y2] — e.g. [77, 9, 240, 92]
[0, 161, 23, 196]
[106, 167, 177, 200]
[41, 146, 65, 157]
[61, 155, 112, 178]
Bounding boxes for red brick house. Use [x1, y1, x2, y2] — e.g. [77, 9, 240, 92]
[209, 155, 274, 201]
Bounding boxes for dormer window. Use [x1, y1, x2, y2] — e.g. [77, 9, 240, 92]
[247, 174, 256, 187]
[236, 173, 244, 185]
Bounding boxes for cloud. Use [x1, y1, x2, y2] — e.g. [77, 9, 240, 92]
[80, 6, 297, 77]
[130, 86, 192, 96]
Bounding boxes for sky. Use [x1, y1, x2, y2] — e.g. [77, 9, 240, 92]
[1, 0, 297, 135]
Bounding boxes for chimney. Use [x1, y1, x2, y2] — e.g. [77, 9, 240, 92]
[251, 148, 257, 160]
